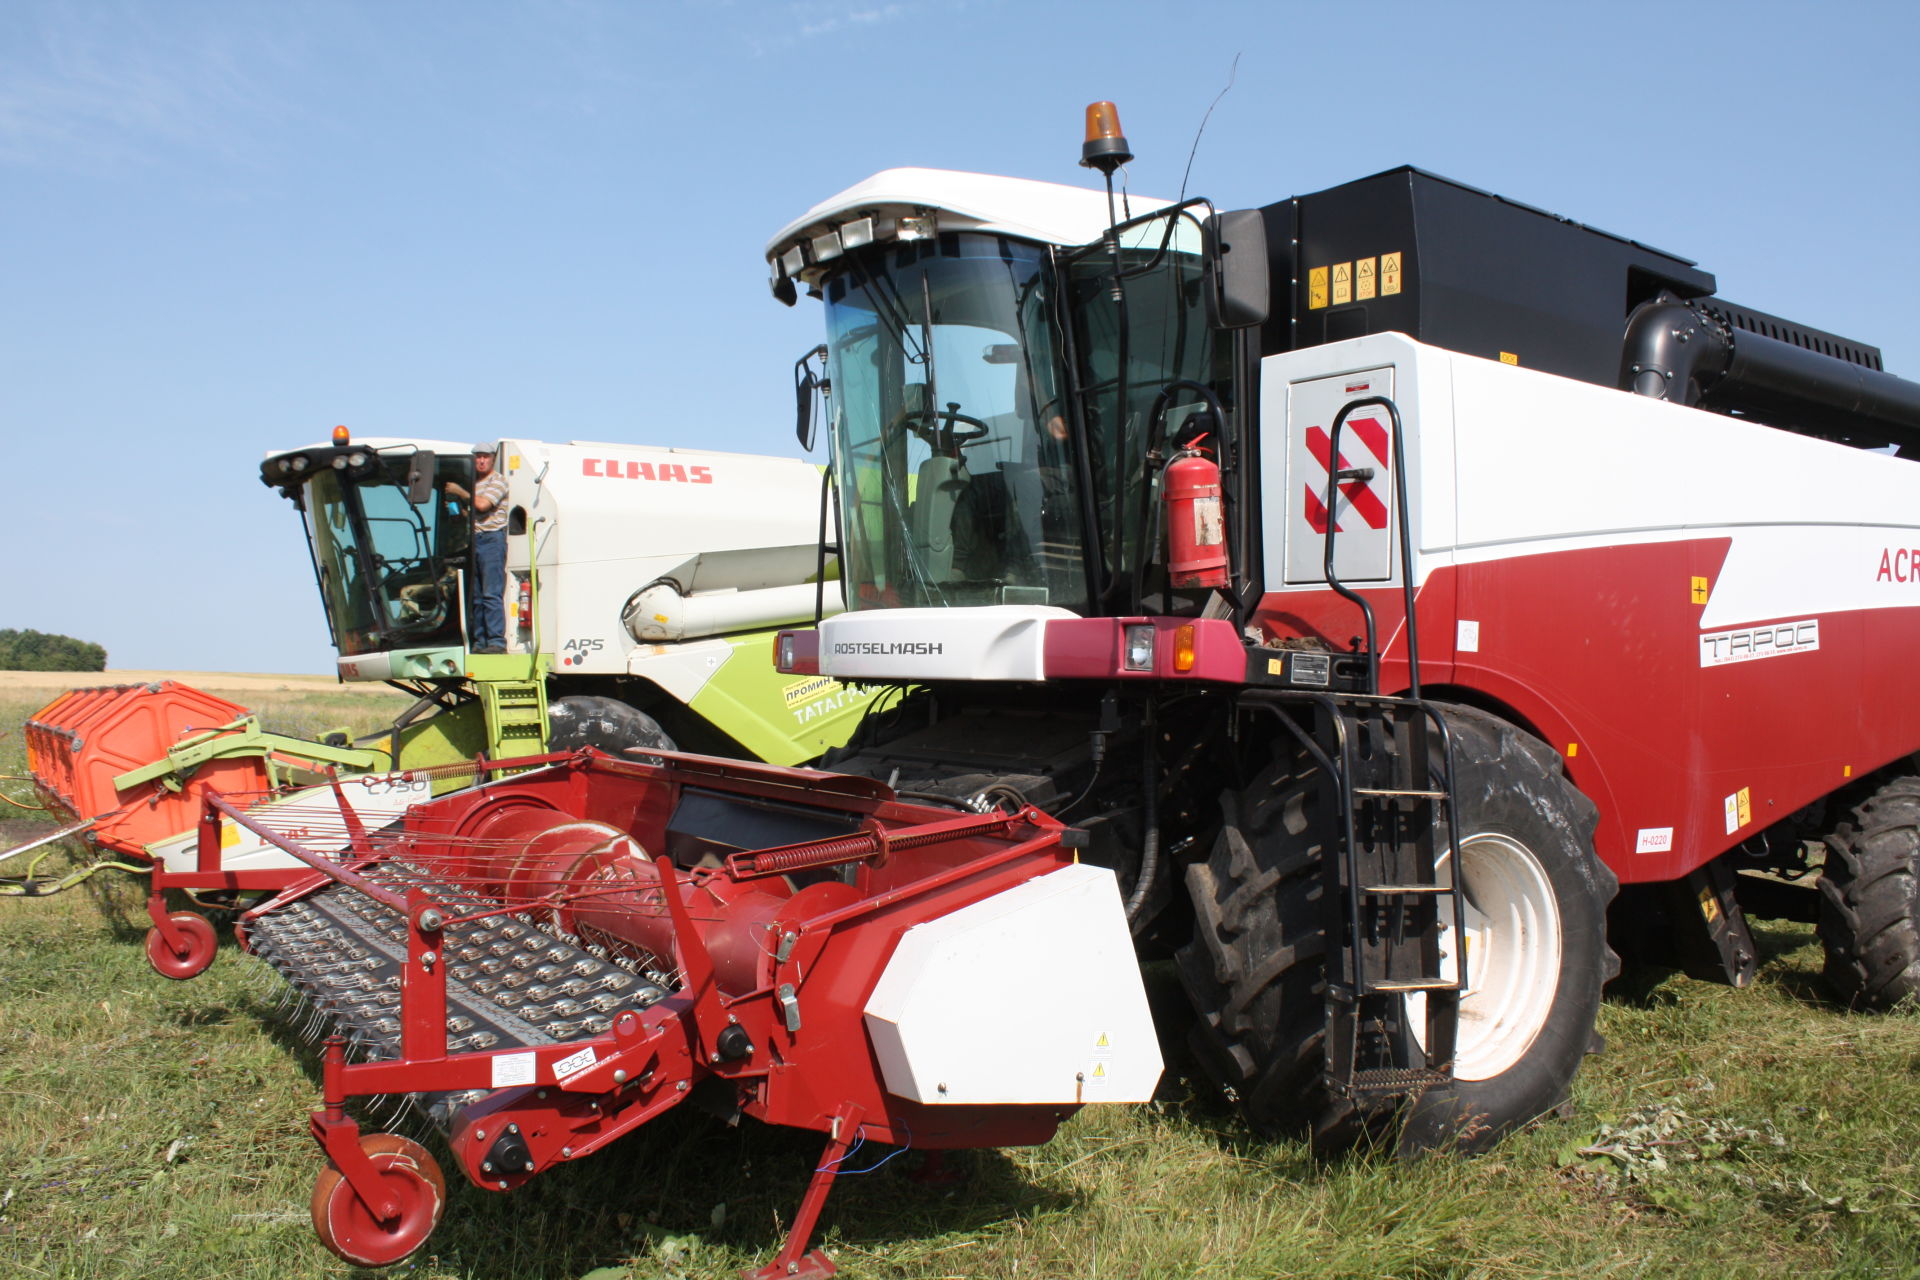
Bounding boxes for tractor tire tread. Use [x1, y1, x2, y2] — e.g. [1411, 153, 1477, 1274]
[1819, 776, 1920, 1010]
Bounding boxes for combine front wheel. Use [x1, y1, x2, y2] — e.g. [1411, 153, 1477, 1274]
[1818, 774, 1920, 1009]
[310, 1133, 447, 1267]
[547, 695, 677, 758]
[1179, 704, 1616, 1153]
[145, 912, 217, 980]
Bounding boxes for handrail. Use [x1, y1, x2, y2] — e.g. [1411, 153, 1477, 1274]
[1321, 396, 1421, 698]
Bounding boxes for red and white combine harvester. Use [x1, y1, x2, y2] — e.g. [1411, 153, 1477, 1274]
[124, 105, 1920, 1273]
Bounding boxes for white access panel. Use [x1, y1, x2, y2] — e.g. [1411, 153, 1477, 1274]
[863, 862, 1163, 1106]
[1282, 365, 1398, 584]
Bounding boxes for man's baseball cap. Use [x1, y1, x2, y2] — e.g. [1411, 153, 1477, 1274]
[471, 442, 498, 455]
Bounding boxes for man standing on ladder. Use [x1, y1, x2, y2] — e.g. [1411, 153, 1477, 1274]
[444, 442, 510, 654]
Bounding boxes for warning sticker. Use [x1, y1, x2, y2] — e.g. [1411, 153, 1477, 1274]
[1456, 620, 1481, 653]
[1331, 261, 1353, 306]
[491, 1051, 536, 1088]
[553, 1045, 597, 1081]
[1308, 266, 1329, 310]
[1356, 257, 1377, 301]
[1691, 576, 1711, 605]
[1723, 787, 1752, 835]
[1381, 252, 1403, 295]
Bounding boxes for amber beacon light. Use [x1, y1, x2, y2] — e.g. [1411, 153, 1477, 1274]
[1080, 101, 1133, 175]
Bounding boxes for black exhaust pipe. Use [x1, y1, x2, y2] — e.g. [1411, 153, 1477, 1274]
[1622, 293, 1920, 447]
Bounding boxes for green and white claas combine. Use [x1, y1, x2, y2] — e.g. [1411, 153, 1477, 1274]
[261, 430, 880, 776]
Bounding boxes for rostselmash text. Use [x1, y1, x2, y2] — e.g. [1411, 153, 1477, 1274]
[832, 642, 945, 656]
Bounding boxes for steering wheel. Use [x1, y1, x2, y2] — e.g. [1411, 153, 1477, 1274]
[891, 402, 990, 449]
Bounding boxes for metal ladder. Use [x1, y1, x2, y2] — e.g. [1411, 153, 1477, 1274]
[1316, 397, 1467, 1104]
[1321, 697, 1464, 1101]
[477, 679, 549, 757]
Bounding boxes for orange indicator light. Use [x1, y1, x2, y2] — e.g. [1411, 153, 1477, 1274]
[1173, 624, 1197, 673]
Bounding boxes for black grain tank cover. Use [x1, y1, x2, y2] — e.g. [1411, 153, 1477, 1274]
[1259, 166, 1719, 387]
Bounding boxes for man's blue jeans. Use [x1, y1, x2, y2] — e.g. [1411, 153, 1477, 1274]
[471, 527, 507, 650]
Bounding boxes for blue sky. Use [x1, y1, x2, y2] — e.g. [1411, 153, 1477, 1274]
[6, 0, 1916, 673]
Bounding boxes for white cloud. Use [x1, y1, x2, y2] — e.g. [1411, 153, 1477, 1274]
[0, 2, 292, 176]
[796, 3, 909, 38]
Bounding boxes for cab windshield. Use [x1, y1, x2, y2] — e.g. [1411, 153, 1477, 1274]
[819, 215, 1227, 618]
[824, 233, 1088, 610]
[300, 455, 469, 656]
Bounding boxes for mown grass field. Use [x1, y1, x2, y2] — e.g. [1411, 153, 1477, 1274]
[4, 682, 1920, 1278]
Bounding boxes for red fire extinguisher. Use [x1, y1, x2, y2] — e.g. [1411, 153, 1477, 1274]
[1164, 446, 1229, 589]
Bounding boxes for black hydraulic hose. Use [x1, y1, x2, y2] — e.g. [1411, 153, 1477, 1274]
[1124, 709, 1159, 923]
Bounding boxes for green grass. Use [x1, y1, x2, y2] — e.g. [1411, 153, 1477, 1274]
[5, 689, 1920, 1278]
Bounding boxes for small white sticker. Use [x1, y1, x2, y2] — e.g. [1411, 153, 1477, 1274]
[1723, 794, 1741, 835]
[1635, 827, 1673, 854]
[491, 1051, 536, 1088]
[553, 1045, 597, 1081]
[1456, 620, 1481, 653]
[1192, 496, 1224, 547]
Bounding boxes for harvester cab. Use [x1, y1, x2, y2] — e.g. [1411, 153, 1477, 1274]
[262, 433, 471, 668]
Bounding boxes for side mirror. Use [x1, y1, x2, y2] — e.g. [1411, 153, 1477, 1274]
[405, 450, 437, 506]
[794, 345, 828, 451]
[1206, 209, 1270, 330]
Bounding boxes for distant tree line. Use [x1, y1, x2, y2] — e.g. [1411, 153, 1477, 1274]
[0, 628, 107, 671]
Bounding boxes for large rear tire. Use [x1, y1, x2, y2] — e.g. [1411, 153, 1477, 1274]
[1178, 704, 1616, 1153]
[1818, 775, 1920, 1010]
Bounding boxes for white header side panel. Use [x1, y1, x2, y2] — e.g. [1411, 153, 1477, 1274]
[863, 863, 1163, 1105]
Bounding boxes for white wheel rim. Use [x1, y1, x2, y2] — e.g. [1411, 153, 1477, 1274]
[1420, 831, 1563, 1081]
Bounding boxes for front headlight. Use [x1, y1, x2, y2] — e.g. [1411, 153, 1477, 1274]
[1123, 624, 1155, 672]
